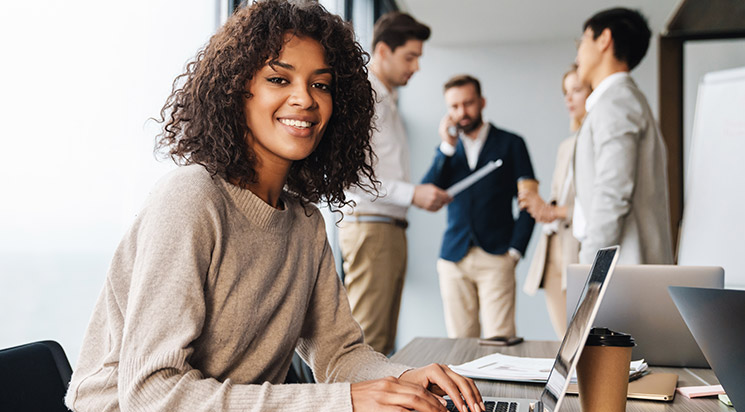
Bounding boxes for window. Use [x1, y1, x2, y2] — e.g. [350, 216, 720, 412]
[0, 0, 220, 363]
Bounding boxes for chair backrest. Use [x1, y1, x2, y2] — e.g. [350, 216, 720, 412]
[0, 340, 73, 412]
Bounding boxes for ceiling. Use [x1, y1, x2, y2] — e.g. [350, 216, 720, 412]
[397, 0, 683, 46]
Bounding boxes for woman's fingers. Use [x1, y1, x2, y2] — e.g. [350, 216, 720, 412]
[351, 376, 447, 412]
[400, 364, 485, 412]
[433, 365, 484, 412]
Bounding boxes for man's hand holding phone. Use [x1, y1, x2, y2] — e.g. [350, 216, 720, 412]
[439, 114, 458, 147]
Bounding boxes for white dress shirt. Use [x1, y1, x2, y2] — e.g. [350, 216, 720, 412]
[343, 72, 414, 220]
[573, 71, 630, 242]
[543, 158, 574, 236]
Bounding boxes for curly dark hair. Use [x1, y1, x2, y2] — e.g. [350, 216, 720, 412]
[156, 0, 376, 207]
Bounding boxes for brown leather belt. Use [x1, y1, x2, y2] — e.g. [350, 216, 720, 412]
[346, 214, 408, 229]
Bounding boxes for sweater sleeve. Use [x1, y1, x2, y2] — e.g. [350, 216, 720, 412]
[296, 217, 411, 383]
[110, 177, 358, 412]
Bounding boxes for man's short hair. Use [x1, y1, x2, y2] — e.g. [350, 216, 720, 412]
[583, 7, 651, 71]
[372, 12, 431, 52]
[444, 74, 482, 97]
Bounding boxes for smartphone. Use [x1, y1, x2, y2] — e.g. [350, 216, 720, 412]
[477, 336, 524, 346]
[447, 125, 459, 137]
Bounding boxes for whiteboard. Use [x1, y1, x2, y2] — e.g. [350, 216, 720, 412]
[678, 66, 745, 288]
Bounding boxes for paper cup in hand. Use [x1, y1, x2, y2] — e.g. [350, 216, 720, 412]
[517, 178, 538, 195]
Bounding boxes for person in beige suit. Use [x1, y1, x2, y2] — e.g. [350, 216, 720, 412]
[520, 65, 589, 338]
[573, 8, 674, 265]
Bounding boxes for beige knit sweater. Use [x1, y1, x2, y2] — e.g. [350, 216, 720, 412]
[65, 165, 410, 412]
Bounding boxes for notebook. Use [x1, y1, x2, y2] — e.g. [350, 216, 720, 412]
[566, 373, 678, 401]
[446, 246, 620, 412]
[566, 265, 723, 367]
[669, 286, 745, 411]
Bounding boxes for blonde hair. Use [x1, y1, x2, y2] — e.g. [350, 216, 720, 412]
[562, 64, 591, 132]
[561, 63, 579, 95]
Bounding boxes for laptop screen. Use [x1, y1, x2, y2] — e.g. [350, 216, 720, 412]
[540, 246, 619, 412]
[669, 287, 745, 410]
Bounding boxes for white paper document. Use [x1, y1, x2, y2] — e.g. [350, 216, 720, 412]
[450, 352, 647, 383]
[446, 159, 503, 197]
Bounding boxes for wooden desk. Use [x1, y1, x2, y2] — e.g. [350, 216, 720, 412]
[391, 338, 730, 412]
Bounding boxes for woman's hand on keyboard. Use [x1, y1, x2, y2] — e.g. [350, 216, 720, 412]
[351, 376, 447, 411]
[399, 363, 485, 412]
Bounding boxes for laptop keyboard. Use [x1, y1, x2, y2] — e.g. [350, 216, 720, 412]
[446, 399, 518, 412]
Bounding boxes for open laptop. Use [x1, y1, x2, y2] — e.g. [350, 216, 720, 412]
[669, 287, 745, 411]
[446, 246, 619, 412]
[566, 265, 723, 367]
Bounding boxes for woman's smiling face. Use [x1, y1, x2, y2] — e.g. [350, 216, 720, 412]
[243, 33, 333, 170]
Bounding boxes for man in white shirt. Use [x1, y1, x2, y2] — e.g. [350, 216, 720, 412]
[573, 8, 673, 264]
[339, 12, 450, 355]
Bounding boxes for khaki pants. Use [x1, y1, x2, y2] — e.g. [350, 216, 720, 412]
[438, 247, 516, 338]
[339, 221, 407, 355]
[543, 235, 567, 339]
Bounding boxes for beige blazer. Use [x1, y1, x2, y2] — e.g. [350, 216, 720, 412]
[574, 76, 674, 264]
[524, 136, 580, 296]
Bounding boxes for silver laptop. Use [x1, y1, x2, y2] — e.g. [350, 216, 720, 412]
[669, 287, 745, 411]
[447, 246, 619, 412]
[566, 265, 724, 368]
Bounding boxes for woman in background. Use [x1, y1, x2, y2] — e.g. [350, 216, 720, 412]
[520, 65, 590, 339]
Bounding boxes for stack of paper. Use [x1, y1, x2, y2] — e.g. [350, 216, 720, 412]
[450, 352, 647, 383]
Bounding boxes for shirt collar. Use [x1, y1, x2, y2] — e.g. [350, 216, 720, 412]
[585, 71, 629, 112]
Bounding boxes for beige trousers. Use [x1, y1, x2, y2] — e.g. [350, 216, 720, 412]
[339, 221, 407, 355]
[437, 247, 516, 338]
[543, 235, 567, 339]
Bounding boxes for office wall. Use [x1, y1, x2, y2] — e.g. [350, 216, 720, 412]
[394, 37, 660, 347]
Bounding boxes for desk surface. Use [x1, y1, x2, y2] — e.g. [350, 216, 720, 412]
[391, 338, 731, 412]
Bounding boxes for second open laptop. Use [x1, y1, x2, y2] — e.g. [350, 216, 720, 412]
[669, 287, 745, 411]
[566, 265, 724, 367]
[446, 246, 620, 412]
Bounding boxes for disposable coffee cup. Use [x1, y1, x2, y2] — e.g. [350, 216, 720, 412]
[516, 177, 538, 194]
[576, 328, 635, 412]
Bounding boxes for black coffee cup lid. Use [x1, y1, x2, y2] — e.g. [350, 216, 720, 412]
[585, 327, 635, 347]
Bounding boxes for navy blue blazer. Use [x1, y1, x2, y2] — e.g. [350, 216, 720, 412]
[422, 124, 535, 262]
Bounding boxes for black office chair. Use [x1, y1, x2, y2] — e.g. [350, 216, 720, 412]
[0, 340, 73, 412]
[285, 352, 315, 384]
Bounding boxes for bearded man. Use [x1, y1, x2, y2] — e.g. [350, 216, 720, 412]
[422, 74, 536, 339]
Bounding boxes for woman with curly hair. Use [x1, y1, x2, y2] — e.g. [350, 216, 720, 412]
[64, 1, 483, 412]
